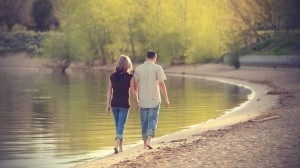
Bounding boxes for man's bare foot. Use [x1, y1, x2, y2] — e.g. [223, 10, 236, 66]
[146, 139, 153, 149]
[147, 145, 153, 149]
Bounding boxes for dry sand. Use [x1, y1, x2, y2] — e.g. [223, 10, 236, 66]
[1, 54, 299, 168]
[75, 64, 300, 168]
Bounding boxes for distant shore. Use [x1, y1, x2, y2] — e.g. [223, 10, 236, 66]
[1, 53, 299, 168]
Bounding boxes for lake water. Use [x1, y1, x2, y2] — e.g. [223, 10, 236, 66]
[0, 69, 251, 168]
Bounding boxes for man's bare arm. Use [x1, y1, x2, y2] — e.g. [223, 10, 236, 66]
[159, 81, 170, 108]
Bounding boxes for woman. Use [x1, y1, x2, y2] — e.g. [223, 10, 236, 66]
[106, 55, 139, 154]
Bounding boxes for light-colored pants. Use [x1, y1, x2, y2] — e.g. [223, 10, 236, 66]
[140, 105, 160, 141]
[112, 107, 129, 140]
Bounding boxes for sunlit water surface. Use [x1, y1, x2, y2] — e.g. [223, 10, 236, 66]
[0, 70, 250, 168]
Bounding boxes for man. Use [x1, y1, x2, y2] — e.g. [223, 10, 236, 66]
[134, 50, 170, 149]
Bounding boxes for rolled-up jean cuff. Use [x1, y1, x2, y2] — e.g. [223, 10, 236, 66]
[142, 134, 147, 141]
[115, 134, 123, 141]
[147, 129, 156, 137]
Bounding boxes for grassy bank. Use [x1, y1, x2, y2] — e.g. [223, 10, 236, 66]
[239, 33, 300, 56]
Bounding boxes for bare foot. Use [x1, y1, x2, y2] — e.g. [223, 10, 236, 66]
[147, 145, 153, 149]
[146, 140, 153, 149]
[119, 140, 123, 152]
[114, 148, 118, 154]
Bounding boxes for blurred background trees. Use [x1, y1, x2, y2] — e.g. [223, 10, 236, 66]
[1, 0, 299, 72]
[32, 0, 59, 32]
[0, 0, 59, 31]
[226, 0, 300, 49]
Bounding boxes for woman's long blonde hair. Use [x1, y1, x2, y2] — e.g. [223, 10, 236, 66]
[115, 55, 133, 73]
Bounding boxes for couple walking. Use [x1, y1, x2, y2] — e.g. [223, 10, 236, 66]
[106, 50, 170, 154]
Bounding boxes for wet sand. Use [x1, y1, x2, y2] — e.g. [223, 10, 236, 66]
[75, 64, 300, 168]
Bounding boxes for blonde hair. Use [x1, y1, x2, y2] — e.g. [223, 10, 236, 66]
[115, 55, 133, 73]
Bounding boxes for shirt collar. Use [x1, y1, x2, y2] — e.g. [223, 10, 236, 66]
[144, 60, 154, 64]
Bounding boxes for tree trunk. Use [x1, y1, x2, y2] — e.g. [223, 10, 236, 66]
[130, 37, 135, 61]
[61, 67, 67, 74]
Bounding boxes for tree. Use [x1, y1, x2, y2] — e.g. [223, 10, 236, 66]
[227, 0, 300, 46]
[122, 0, 147, 61]
[227, 0, 266, 42]
[31, 0, 59, 32]
[41, 33, 70, 73]
[0, 0, 31, 31]
[42, 0, 283, 68]
[80, 0, 117, 65]
[277, 0, 300, 30]
[40, 0, 90, 73]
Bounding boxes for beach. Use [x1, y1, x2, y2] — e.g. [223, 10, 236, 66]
[74, 64, 300, 168]
[1, 54, 299, 168]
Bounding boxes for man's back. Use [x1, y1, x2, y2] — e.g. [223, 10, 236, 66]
[134, 60, 166, 108]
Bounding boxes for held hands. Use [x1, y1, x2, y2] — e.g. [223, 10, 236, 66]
[135, 101, 140, 110]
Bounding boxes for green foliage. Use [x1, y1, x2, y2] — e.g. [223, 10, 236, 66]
[4, 0, 299, 65]
[39, 33, 67, 60]
[41, 0, 229, 65]
[226, 0, 300, 57]
[271, 42, 293, 55]
[251, 40, 272, 51]
[238, 32, 300, 56]
[193, 55, 216, 64]
[39, 32, 92, 61]
[0, 31, 46, 54]
[155, 32, 186, 64]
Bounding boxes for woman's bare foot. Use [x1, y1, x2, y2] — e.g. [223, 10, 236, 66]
[119, 140, 123, 152]
[144, 140, 148, 149]
[114, 147, 118, 154]
[114, 139, 121, 154]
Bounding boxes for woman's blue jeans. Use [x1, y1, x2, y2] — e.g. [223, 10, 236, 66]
[140, 105, 160, 141]
[112, 107, 129, 140]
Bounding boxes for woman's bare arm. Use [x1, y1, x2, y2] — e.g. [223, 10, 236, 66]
[106, 79, 113, 114]
[130, 77, 139, 110]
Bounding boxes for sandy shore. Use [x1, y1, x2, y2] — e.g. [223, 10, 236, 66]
[73, 64, 300, 168]
[1, 54, 299, 167]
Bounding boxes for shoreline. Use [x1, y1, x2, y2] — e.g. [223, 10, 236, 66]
[74, 64, 300, 168]
[76, 75, 264, 167]
[1, 54, 299, 167]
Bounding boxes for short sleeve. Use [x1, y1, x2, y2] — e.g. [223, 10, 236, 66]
[134, 71, 139, 83]
[156, 66, 167, 81]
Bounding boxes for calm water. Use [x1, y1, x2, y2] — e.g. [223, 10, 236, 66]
[0, 69, 250, 168]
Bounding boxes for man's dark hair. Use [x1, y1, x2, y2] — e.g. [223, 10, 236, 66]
[147, 50, 157, 59]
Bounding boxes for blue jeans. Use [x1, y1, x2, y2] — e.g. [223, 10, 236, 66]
[112, 107, 129, 140]
[140, 105, 160, 141]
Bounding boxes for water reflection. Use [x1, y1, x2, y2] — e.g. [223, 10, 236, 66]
[0, 70, 250, 168]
